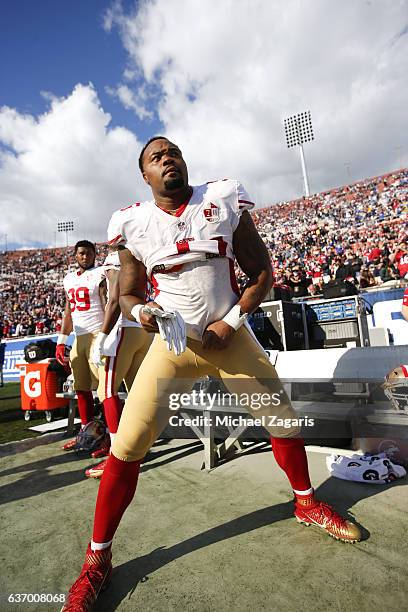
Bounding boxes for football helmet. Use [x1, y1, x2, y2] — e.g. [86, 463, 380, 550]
[382, 364, 408, 416]
[76, 420, 107, 453]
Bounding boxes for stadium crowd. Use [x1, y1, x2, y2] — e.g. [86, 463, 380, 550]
[239, 168, 408, 296]
[0, 247, 107, 338]
[1, 169, 407, 339]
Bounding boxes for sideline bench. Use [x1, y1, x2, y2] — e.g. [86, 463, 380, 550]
[56, 388, 407, 471]
[57, 345, 408, 470]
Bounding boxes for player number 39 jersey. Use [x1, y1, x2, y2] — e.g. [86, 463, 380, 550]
[63, 267, 106, 335]
[108, 179, 254, 340]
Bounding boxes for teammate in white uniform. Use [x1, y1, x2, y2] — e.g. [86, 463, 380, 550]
[56, 240, 107, 451]
[84, 248, 150, 478]
[62, 138, 362, 611]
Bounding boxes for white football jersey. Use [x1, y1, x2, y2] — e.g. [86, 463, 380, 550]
[63, 266, 106, 336]
[103, 250, 120, 271]
[108, 180, 254, 340]
[102, 251, 140, 330]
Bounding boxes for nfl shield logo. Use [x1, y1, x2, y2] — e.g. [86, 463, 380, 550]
[203, 202, 220, 223]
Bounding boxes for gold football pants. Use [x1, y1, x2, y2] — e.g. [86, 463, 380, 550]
[97, 327, 151, 402]
[69, 332, 99, 392]
[112, 326, 300, 462]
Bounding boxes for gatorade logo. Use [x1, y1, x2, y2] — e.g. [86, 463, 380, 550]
[24, 371, 41, 398]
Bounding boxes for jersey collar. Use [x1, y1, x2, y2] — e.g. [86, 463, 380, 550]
[154, 186, 194, 218]
[76, 265, 97, 276]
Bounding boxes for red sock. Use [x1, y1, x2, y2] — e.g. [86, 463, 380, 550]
[93, 454, 141, 544]
[271, 437, 312, 492]
[103, 396, 123, 434]
[76, 390, 94, 425]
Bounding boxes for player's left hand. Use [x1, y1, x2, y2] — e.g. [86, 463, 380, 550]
[202, 320, 235, 350]
[92, 332, 108, 367]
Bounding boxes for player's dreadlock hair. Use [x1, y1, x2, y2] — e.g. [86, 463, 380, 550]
[74, 240, 96, 253]
[138, 136, 169, 173]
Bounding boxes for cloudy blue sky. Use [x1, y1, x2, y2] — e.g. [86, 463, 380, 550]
[0, 0, 407, 249]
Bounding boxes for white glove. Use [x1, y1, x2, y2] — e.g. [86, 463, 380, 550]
[92, 332, 108, 367]
[144, 306, 186, 356]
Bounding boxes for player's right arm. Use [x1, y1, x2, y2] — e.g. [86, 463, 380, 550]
[109, 206, 162, 334]
[91, 271, 121, 367]
[118, 247, 160, 333]
[55, 300, 73, 365]
[100, 270, 121, 334]
[60, 300, 73, 335]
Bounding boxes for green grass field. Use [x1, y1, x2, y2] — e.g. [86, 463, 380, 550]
[0, 382, 50, 444]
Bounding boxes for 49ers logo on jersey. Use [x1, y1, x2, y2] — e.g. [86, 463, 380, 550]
[203, 202, 220, 223]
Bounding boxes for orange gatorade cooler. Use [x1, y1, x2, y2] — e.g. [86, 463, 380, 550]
[17, 360, 69, 421]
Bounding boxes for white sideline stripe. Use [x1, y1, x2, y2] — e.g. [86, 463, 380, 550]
[29, 418, 81, 433]
[305, 445, 358, 457]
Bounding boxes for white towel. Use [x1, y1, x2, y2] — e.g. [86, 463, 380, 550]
[326, 452, 406, 484]
[102, 320, 121, 357]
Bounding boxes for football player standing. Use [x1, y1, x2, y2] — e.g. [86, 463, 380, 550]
[56, 240, 107, 451]
[84, 247, 151, 478]
[61, 138, 362, 611]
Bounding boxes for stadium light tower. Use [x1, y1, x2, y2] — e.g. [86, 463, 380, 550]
[57, 221, 74, 247]
[284, 110, 314, 197]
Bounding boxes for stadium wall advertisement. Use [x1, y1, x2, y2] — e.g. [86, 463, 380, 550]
[2, 333, 75, 383]
[362, 288, 408, 345]
[1, 288, 406, 383]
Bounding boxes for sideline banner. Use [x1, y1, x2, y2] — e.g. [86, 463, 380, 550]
[362, 288, 407, 345]
[1, 334, 75, 383]
[1, 286, 406, 382]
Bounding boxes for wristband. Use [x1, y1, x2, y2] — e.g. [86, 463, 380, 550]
[96, 332, 108, 342]
[130, 304, 145, 323]
[222, 304, 248, 331]
[57, 334, 68, 345]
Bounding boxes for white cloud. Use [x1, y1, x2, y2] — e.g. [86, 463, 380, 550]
[0, 84, 150, 247]
[1, 2, 407, 248]
[107, 0, 408, 205]
[105, 83, 153, 120]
